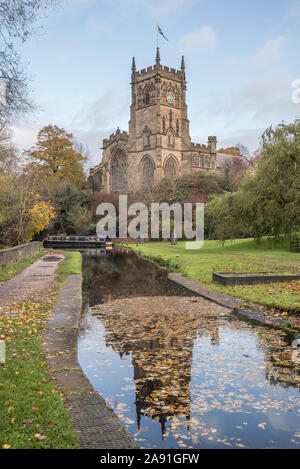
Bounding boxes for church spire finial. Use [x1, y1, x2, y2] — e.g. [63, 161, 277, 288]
[132, 56, 136, 73]
[156, 47, 161, 66]
[181, 55, 185, 71]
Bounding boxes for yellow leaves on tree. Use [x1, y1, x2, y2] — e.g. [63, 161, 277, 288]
[217, 147, 243, 156]
[25, 125, 87, 188]
[26, 200, 56, 242]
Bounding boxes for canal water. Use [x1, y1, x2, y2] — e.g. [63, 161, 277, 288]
[78, 249, 300, 449]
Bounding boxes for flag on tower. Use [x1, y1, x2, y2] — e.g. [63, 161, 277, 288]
[157, 25, 168, 41]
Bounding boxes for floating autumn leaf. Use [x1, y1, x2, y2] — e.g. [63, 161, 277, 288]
[35, 434, 47, 441]
[83, 294, 300, 449]
[258, 423, 267, 430]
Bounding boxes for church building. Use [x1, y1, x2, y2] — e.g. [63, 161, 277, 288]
[90, 49, 224, 194]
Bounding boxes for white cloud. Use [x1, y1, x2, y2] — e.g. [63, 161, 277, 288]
[251, 36, 286, 67]
[70, 92, 129, 166]
[239, 72, 288, 102]
[72, 91, 128, 129]
[11, 123, 39, 153]
[236, 72, 298, 118]
[217, 128, 264, 154]
[10, 89, 129, 168]
[205, 70, 299, 130]
[71, 127, 114, 168]
[179, 26, 216, 53]
[11, 118, 111, 168]
[284, 0, 300, 21]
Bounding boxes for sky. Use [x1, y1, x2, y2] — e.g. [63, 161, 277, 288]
[11, 0, 300, 167]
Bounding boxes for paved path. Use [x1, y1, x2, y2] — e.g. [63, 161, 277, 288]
[0, 253, 64, 309]
[0, 254, 138, 449]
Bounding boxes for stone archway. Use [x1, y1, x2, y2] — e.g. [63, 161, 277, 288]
[141, 156, 155, 186]
[164, 156, 178, 180]
[110, 148, 128, 192]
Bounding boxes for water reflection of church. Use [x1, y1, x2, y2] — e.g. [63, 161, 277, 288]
[96, 297, 220, 433]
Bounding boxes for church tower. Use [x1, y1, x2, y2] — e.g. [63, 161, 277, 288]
[128, 48, 191, 186]
[89, 49, 218, 194]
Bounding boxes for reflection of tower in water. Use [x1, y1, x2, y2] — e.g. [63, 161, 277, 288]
[132, 329, 194, 434]
[94, 297, 220, 434]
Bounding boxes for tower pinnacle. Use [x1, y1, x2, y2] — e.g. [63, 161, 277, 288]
[156, 47, 161, 66]
[131, 56, 136, 73]
[181, 55, 185, 71]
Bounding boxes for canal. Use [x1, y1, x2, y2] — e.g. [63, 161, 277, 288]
[78, 249, 300, 449]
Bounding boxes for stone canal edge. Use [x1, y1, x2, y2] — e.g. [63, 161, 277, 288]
[43, 271, 138, 449]
[168, 272, 290, 330]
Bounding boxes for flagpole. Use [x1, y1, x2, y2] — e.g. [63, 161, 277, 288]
[156, 24, 158, 49]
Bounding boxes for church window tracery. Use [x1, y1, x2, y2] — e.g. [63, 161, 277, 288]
[141, 156, 155, 186]
[110, 149, 128, 192]
[164, 156, 178, 180]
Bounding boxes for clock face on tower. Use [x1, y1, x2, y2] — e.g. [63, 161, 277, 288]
[167, 93, 174, 104]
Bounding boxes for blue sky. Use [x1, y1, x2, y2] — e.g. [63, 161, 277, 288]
[12, 0, 300, 167]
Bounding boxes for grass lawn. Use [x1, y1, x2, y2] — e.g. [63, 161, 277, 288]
[0, 251, 81, 449]
[0, 251, 45, 283]
[132, 238, 300, 313]
[55, 250, 82, 284]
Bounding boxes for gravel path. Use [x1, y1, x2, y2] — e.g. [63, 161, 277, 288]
[0, 253, 64, 309]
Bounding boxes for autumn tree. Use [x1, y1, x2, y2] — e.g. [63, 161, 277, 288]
[0, 163, 56, 247]
[217, 146, 243, 156]
[206, 119, 300, 242]
[43, 180, 92, 234]
[0, 127, 57, 246]
[222, 158, 250, 191]
[26, 125, 87, 188]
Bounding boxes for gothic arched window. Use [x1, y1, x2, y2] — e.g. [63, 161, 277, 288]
[144, 90, 150, 106]
[164, 156, 178, 180]
[141, 156, 155, 186]
[110, 149, 128, 192]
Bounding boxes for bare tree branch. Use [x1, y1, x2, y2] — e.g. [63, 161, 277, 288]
[0, 0, 56, 125]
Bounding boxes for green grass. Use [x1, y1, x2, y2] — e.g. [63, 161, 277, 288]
[0, 250, 82, 449]
[55, 250, 82, 284]
[132, 238, 300, 313]
[0, 251, 45, 283]
[0, 302, 79, 449]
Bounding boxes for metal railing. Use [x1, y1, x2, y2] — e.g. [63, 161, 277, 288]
[47, 236, 106, 242]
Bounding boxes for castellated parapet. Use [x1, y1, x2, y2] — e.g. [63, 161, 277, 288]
[103, 128, 129, 149]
